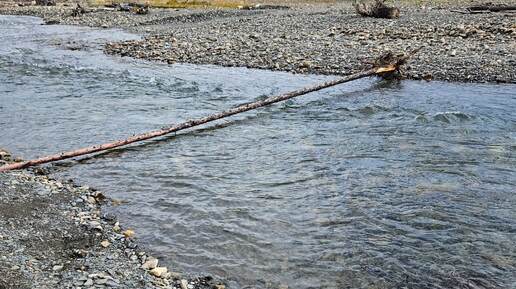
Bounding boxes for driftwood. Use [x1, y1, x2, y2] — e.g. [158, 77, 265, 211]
[468, 4, 516, 12]
[35, 0, 56, 6]
[0, 51, 417, 172]
[353, 0, 400, 19]
[116, 3, 149, 14]
[70, 3, 149, 17]
[452, 3, 516, 14]
[71, 4, 86, 17]
[131, 4, 149, 15]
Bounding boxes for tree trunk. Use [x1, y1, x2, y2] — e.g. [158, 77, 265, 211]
[0, 50, 416, 172]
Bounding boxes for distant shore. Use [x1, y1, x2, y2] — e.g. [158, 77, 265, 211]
[1, 1, 514, 83]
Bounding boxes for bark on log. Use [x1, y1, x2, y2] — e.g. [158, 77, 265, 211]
[468, 4, 516, 12]
[0, 51, 416, 172]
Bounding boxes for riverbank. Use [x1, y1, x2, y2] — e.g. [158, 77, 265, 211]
[0, 1, 515, 83]
[0, 149, 222, 289]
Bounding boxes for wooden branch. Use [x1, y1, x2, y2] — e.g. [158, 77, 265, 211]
[0, 52, 414, 172]
[452, 4, 516, 14]
[468, 4, 516, 12]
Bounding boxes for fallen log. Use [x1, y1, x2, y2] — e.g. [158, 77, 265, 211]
[353, 0, 400, 19]
[0, 50, 417, 172]
[468, 4, 516, 12]
[452, 4, 516, 14]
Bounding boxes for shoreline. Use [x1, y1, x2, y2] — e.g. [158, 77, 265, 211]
[0, 149, 222, 288]
[0, 2, 514, 83]
[0, 2, 514, 288]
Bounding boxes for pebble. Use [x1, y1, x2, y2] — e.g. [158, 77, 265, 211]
[52, 265, 64, 271]
[87, 196, 96, 204]
[142, 257, 159, 270]
[95, 278, 108, 285]
[84, 279, 94, 286]
[122, 229, 135, 238]
[150, 267, 168, 278]
[180, 279, 189, 289]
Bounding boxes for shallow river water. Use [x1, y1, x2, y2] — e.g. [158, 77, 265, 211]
[1, 15, 515, 289]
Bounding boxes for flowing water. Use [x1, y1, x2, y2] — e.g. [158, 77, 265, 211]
[1, 15, 515, 289]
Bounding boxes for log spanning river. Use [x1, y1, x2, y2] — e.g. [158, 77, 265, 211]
[1, 15, 515, 289]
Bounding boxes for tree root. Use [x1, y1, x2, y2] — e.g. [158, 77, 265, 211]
[369, 47, 422, 79]
[353, 0, 400, 19]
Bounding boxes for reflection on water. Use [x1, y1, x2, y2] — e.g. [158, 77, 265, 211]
[1, 15, 515, 289]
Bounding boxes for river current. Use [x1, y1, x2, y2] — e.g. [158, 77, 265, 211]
[1, 15, 515, 289]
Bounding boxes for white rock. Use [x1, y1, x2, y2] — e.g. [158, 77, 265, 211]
[142, 257, 158, 270]
[150, 267, 168, 277]
[180, 279, 188, 289]
[52, 265, 63, 271]
[87, 196, 96, 204]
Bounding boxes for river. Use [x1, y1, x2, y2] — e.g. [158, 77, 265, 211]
[1, 15, 515, 289]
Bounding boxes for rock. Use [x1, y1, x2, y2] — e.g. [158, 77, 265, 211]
[87, 196, 96, 204]
[113, 222, 121, 232]
[84, 279, 94, 286]
[123, 229, 135, 238]
[300, 60, 312, 69]
[100, 240, 111, 248]
[72, 248, 88, 258]
[142, 257, 158, 270]
[11, 265, 20, 270]
[150, 267, 168, 277]
[215, 285, 225, 289]
[89, 221, 103, 231]
[102, 213, 117, 223]
[105, 280, 119, 287]
[95, 278, 108, 285]
[52, 265, 64, 271]
[180, 279, 189, 289]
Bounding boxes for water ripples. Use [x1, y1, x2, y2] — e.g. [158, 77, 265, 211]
[1, 15, 515, 289]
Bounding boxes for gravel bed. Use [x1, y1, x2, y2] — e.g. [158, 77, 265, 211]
[0, 149, 224, 289]
[1, 3, 514, 82]
[104, 6, 515, 83]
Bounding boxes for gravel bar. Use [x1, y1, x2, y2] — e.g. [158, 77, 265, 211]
[1, 2, 515, 83]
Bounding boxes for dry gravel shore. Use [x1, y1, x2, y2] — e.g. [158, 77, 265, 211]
[1, 2, 514, 83]
[106, 6, 516, 83]
[0, 150, 222, 289]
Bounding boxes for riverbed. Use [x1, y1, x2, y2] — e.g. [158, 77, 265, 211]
[1, 15, 515, 289]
